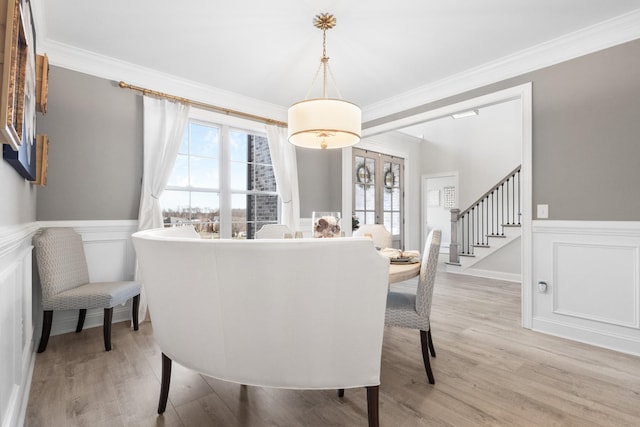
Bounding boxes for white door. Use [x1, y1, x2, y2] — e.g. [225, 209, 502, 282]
[353, 148, 405, 248]
[422, 173, 458, 253]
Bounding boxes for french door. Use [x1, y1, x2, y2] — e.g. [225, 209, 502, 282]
[352, 148, 404, 248]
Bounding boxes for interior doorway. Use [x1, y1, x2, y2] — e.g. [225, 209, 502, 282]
[358, 83, 533, 328]
[422, 173, 458, 253]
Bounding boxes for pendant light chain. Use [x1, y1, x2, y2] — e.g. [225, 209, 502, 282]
[322, 28, 328, 98]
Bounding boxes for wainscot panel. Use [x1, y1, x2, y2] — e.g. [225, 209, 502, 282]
[532, 220, 640, 356]
[0, 223, 38, 427]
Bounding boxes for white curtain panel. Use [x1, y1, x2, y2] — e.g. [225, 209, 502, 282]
[267, 125, 301, 232]
[136, 95, 190, 321]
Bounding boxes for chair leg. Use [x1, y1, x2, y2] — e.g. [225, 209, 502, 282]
[337, 388, 344, 398]
[366, 385, 379, 427]
[76, 309, 87, 333]
[427, 328, 436, 358]
[420, 330, 435, 384]
[103, 308, 113, 351]
[37, 311, 54, 353]
[132, 294, 140, 331]
[158, 353, 172, 414]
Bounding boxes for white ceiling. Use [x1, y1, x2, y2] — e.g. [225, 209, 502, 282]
[31, 0, 640, 123]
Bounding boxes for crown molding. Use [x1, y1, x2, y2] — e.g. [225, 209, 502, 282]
[32, 4, 640, 126]
[38, 39, 289, 124]
[362, 8, 640, 123]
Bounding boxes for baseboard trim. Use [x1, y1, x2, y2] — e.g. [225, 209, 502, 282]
[447, 267, 521, 283]
[15, 346, 35, 427]
[532, 317, 640, 357]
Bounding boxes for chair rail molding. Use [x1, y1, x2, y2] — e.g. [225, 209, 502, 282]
[532, 220, 640, 356]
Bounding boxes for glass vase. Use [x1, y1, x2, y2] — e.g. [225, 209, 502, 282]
[312, 211, 341, 238]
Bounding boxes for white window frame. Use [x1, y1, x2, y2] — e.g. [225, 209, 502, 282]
[163, 107, 278, 238]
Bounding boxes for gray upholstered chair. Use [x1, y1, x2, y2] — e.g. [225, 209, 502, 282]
[385, 229, 441, 384]
[255, 223, 293, 239]
[33, 228, 141, 353]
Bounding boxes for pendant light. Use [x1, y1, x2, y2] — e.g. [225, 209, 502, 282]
[287, 13, 361, 150]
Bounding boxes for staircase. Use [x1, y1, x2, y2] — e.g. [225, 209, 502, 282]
[446, 166, 521, 276]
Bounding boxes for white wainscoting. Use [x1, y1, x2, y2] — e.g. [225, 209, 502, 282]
[0, 223, 38, 427]
[532, 220, 640, 356]
[36, 220, 139, 336]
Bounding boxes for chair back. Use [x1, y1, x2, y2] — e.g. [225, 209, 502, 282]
[255, 224, 293, 239]
[353, 224, 393, 248]
[132, 229, 390, 390]
[415, 229, 442, 318]
[33, 228, 90, 302]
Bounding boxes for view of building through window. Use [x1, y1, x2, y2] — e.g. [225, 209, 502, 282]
[160, 121, 278, 239]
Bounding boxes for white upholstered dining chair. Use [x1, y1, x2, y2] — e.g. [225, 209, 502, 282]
[133, 228, 389, 426]
[255, 223, 293, 239]
[353, 224, 393, 248]
[385, 229, 442, 384]
[33, 228, 141, 352]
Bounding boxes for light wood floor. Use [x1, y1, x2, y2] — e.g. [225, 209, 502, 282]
[26, 272, 640, 426]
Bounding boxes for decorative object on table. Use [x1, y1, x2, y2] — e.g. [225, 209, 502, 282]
[312, 211, 341, 238]
[352, 215, 360, 231]
[380, 248, 420, 264]
[287, 12, 361, 150]
[1, 0, 38, 179]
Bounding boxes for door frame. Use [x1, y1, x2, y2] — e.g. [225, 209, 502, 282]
[355, 82, 533, 329]
[342, 139, 411, 246]
[421, 172, 459, 253]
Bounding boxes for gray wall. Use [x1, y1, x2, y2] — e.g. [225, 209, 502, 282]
[366, 39, 640, 221]
[295, 147, 342, 217]
[36, 39, 640, 222]
[0, 157, 37, 226]
[36, 67, 142, 220]
[35, 66, 341, 222]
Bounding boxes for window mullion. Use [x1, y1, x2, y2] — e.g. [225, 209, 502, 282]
[219, 125, 232, 238]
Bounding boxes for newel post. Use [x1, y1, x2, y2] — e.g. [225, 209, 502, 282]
[449, 209, 460, 265]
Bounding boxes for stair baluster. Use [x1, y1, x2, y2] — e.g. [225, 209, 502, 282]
[447, 165, 521, 267]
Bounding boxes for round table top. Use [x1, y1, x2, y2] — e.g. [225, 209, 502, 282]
[388, 261, 421, 284]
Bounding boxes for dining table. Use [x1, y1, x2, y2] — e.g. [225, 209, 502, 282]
[388, 259, 421, 284]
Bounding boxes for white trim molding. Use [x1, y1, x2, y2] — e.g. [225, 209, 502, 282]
[0, 223, 38, 427]
[362, 9, 640, 122]
[532, 220, 640, 356]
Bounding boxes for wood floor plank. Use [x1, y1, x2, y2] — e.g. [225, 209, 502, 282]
[25, 272, 640, 426]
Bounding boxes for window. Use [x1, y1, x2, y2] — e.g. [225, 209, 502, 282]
[160, 112, 278, 239]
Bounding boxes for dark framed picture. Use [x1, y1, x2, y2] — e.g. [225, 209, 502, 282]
[1, 0, 37, 180]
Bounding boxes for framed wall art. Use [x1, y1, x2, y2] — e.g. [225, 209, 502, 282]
[1, 0, 37, 180]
